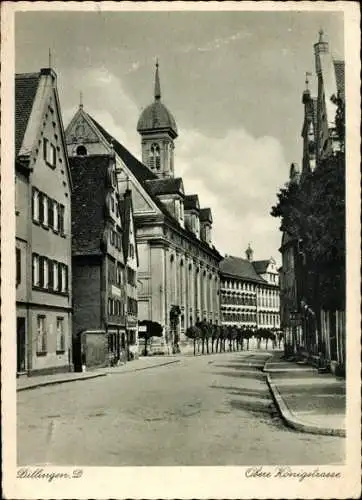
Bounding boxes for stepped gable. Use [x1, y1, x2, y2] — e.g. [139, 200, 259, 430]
[15, 72, 40, 155]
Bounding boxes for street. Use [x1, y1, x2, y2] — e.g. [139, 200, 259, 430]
[17, 351, 344, 466]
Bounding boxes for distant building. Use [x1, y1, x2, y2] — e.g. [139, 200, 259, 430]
[69, 153, 129, 369]
[220, 245, 280, 332]
[15, 68, 73, 375]
[65, 63, 222, 354]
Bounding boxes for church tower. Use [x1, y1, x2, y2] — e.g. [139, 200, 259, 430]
[137, 61, 178, 179]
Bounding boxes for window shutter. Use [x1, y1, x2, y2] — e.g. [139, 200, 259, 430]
[59, 205, 65, 235]
[39, 256, 44, 287]
[65, 266, 69, 292]
[43, 138, 47, 161]
[39, 192, 44, 223]
[58, 263, 62, 292]
[48, 199, 54, 228]
[16, 248, 21, 285]
[49, 259, 54, 290]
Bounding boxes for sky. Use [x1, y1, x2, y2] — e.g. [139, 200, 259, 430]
[15, 8, 344, 264]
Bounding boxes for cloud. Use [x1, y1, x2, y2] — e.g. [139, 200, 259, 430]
[175, 127, 287, 261]
[179, 30, 252, 54]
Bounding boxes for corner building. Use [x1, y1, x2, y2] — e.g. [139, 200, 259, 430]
[65, 63, 222, 353]
[15, 68, 72, 375]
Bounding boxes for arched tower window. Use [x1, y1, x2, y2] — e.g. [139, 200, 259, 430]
[149, 143, 160, 171]
[76, 145, 87, 156]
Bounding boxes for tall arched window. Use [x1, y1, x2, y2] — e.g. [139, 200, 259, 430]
[149, 143, 160, 170]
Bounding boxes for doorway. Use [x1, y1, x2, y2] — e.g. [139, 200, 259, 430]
[17, 317, 26, 373]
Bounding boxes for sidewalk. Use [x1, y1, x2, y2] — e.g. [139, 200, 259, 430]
[17, 356, 181, 392]
[264, 352, 346, 437]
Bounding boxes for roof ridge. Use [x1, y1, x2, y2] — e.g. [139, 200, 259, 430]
[15, 72, 40, 79]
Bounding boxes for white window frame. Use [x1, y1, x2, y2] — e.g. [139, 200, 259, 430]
[53, 261, 58, 291]
[53, 201, 59, 231]
[56, 317, 65, 352]
[33, 189, 40, 222]
[43, 195, 48, 227]
[33, 254, 39, 286]
[61, 265, 67, 293]
[36, 315, 47, 354]
[43, 258, 49, 288]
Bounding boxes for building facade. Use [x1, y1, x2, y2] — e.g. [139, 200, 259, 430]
[220, 246, 280, 332]
[15, 68, 73, 375]
[278, 31, 345, 370]
[70, 153, 129, 369]
[65, 63, 222, 353]
[119, 188, 139, 358]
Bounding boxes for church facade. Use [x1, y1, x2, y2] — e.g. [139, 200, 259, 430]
[65, 63, 222, 353]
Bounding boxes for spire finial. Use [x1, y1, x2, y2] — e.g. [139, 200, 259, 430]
[154, 58, 161, 100]
[79, 91, 83, 110]
[305, 71, 312, 90]
[318, 28, 324, 43]
[48, 48, 52, 68]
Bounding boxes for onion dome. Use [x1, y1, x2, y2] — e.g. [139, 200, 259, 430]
[137, 61, 178, 138]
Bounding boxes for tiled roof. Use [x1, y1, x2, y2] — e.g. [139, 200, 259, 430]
[15, 72, 40, 156]
[184, 194, 200, 211]
[145, 177, 184, 197]
[220, 256, 266, 283]
[86, 113, 222, 260]
[69, 154, 111, 255]
[252, 260, 270, 274]
[200, 208, 212, 223]
[333, 60, 345, 98]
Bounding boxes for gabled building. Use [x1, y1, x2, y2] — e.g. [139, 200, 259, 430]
[15, 68, 72, 375]
[69, 153, 127, 369]
[119, 188, 139, 359]
[220, 245, 280, 332]
[65, 63, 222, 354]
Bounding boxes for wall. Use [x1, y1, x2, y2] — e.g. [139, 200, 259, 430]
[30, 308, 71, 374]
[72, 257, 101, 335]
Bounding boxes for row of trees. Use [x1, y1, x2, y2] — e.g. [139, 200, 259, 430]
[184, 321, 282, 356]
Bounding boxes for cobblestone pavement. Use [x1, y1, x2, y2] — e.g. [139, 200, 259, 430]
[17, 351, 344, 466]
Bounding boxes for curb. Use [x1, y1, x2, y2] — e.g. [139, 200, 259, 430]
[109, 359, 181, 374]
[17, 372, 107, 392]
[266, 373, 346, 438]
[17, 360, 181, 391]
[263, 367, 316, 373]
